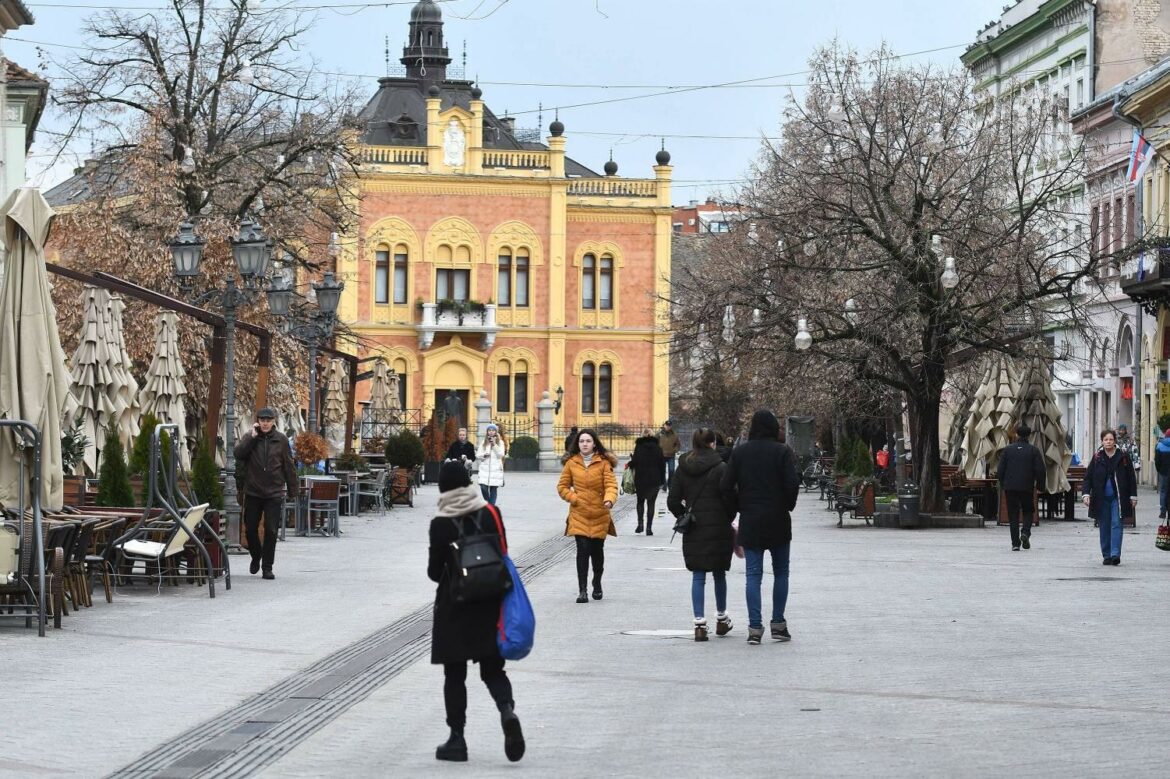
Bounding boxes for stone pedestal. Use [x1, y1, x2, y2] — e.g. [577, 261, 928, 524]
[474, 390, 492, 444]
[537, 391, 558, 472]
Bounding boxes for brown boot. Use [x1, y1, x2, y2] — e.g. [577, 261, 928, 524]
[715, 613, 733, 636]
[694, 619, 709, 642]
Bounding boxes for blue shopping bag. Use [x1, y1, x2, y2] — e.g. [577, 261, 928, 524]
[497, 555, 535, 660]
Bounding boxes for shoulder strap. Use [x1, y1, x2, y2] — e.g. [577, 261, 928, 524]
[482, 503, 506, 555]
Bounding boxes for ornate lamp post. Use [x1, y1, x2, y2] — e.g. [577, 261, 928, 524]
[267, 271, 344, 435]
[553, 385, 565, 415]
[170, 218, 275, 552]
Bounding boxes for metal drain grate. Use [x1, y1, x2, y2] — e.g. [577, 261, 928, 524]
[108, 529, 581, 779]
[1052, 577, 1130, 582]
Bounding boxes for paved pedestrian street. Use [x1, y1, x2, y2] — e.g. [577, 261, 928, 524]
[3, 473, 1169, 778]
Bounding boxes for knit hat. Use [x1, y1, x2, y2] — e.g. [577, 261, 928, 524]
[438, 460, 471, 493]
[486, 423, 499, 432]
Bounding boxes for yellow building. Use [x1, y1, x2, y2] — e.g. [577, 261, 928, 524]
[1117, 59, 1170, 465]
[338, 0, 672, 431]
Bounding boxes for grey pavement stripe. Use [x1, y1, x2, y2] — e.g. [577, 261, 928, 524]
[105, 512, 606, 779]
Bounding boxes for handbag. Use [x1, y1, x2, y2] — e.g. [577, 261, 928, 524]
[1157, 522, 1170, 551]
[671, 466, 719, 541]
[483, 504, 535, 660]
[621, 464, 636, 495]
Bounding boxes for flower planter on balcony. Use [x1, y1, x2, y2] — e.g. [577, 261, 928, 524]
[417, 302, 499, 350]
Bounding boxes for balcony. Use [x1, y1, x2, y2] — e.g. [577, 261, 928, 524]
[361, 145, 427, 166]
[417, 302, 498, 350]
[1119, 247, 1170, 316]
[567, 178, 658, 198]
[482, 150, 550, 169]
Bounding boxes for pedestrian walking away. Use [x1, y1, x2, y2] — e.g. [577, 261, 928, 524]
[428, 461, 525, 763]
[1082, 429, 1137, 566]
[996, 423, 1045, 552]
[476, 423, 506, 505]
[233, 407, 298, 580]
[721, 410, 801, 645]
[668, 428, 737, 642]
[658, 420, 680, 492]
[564, 425, 578, 454]
[1154, 429, 1170, 519]
[629, 428, 665, 534]
[558, 429, 618, 603]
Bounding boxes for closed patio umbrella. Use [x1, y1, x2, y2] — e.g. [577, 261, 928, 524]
[106, 293, 141, 454]
[137, 311, 190, 470]
[963, 357, 1019, 479]
[0, 188, 72, 511]
[69, 286, 120, 475]
[1013, 357, 1071, 494]
[323, 358, 348, 454]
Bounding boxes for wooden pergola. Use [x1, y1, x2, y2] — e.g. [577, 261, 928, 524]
[45, 263, 360, 452]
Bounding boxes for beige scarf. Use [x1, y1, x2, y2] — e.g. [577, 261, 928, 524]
[435, 484, 487, 518]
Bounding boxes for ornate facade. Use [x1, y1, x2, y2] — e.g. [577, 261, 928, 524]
[340, 0, 672, 429]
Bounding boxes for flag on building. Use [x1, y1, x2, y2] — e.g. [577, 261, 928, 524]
[1126, 129, 1154, 183]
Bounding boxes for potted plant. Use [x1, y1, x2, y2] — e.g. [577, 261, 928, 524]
[95, 426, 134, 508]
[191, 438, 224, 510]
[293, 432, 329, 472]
[385, 429, 424, 503]
[61, 419, 89, 505]
[333, 450, 370, 473]
[505, 435, 540, 472]
[420, 413, 447, 483]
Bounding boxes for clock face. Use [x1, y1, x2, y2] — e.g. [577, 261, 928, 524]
[443, 120, 466, 166]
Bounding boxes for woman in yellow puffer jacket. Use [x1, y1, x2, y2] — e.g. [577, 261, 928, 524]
[558, 429, 619, 603]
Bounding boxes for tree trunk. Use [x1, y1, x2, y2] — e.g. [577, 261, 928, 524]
[908, 370, 946, 512]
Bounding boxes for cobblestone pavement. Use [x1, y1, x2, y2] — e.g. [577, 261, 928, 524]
[4, 476, 1170, 778]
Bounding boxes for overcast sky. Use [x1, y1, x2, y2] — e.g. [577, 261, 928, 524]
[11, 0, 1006, 202]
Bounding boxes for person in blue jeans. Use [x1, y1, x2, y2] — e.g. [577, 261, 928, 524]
[1154, 429, 1170, 519]
[1082, 429, 1137, 565]
[720, 410, 801, 644]
[667, 428, 737, 641]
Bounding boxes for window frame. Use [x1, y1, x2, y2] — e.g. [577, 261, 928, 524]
[436, 267, 471, 302]
[393, 249, 408, 305]
[497, 250, 512, 306]
[581, 362, 595, 414]
[582, 253, 597, 310]
[374, 248, 390, 305]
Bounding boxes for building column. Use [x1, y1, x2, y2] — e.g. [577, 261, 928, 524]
[474, 389, 492, 444]
[537, 391, 558, 472]
[547, 150, 569, 414]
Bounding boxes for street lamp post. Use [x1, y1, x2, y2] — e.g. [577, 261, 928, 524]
[267, 271, 344, 436]
[171, 218, 274, 553]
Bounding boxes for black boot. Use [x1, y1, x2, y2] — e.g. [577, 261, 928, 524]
[500, 704, 525, 762]
[576, 588, 588, 603]
[436, 729, 467, 762]
[645, 519, 653, 536]
[592, 577, 603, 600]
[635, 521, 644, 533]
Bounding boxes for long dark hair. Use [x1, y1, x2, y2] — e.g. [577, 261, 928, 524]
[564, 428, 613, 462]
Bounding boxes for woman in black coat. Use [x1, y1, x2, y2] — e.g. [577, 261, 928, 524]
[427, 462, 525, 763]
[720, 410, 801, 645]
[668, 428, 737, 641]
[1081, 428, 1137, 565]
[629, 430, 665, 534]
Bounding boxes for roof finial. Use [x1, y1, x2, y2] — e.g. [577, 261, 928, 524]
[537, 102, 543, 131]
[384, 35, 390, 76]
[462, 39, 467, 69]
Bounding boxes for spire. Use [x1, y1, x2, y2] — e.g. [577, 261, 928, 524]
[401, 0, 450, 84]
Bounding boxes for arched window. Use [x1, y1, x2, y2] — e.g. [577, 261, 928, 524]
[435, 243, 471, 302]
[375, 247, 390, 304]
[498, 250, 512, 306]
[392, 357, 409, 409]
[582, 253, 596, 309]
[515, 249, 530, 307]
[599, 254, 614, 310]
[393, 245, 409, 304]
[580, 361, 613, 415]
[598, 363, 612, 413]
[581, 362, 595, 414]
[496, 359, 530, 413]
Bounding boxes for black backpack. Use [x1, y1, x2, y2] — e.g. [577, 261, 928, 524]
[447, 506, 512, 604]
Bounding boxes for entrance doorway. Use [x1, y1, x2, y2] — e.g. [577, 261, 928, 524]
[434, 389, 470, 429]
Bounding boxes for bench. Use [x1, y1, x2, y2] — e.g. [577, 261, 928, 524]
[836, 482, 875, 527]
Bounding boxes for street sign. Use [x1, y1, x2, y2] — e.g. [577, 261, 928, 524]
[1158, 382, 1170, 417]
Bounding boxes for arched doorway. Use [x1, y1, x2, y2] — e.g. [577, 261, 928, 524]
[422, 337, 486, 429]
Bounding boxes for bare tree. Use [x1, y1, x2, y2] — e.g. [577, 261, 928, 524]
[671, 43, 1102, 510]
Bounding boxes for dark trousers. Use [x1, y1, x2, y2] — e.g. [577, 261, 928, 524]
[636, 487, 657, 528]
[574, 535, 605, 590]
[443, 657, 513, 731]
[244, 495, 282, 569]
[1004, 489, 1034, 547]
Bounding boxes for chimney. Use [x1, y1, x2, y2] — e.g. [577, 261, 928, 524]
[499, 115, 516, 135]
[688, 199, 698, 208]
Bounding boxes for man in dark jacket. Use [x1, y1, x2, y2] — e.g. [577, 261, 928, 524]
[1155, 429, 1170, 519]
[234, 408, 298, 579]
[658, 421, 681, 492]
[629, 431, 665, 534]
[445, 427, 477, 464]
[996, 423, 1046, 551]
[720, 410, 801, 645]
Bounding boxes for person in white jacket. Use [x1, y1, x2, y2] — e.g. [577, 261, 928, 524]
[477, 424, 506, 505]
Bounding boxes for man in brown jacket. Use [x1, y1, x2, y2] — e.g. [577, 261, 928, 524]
[234, 407, 298, 579]
[657, 420, 681, 492]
